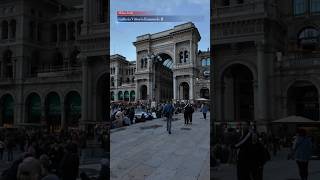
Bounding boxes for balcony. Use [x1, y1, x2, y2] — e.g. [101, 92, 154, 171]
[212, 1, 280, 19]
[36, 64, 81, 78]
[277, 52, 320, 69]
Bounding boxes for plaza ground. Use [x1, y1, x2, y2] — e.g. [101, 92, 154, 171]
[110, 111, 210, 180]
[212, 147, 320, 180]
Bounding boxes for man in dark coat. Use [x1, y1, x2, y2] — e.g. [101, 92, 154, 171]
[59, 143, 79, 180]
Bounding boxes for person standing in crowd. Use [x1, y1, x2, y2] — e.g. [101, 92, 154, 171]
[6, 135, 14, 161]
[292, 128, 312, 180]
[0, 138, 5, 160]
[59, 143, 79, 180]
[114, 108, 124, 128]
[163, 101, 174, 134]
[183, 102, 189, 125]
[184, 101, 194, 125]
[129, 107, 135, 124]
[233, 122, 252, 180]
[201, 103, 209, 120]
[17, 157, 42, 180]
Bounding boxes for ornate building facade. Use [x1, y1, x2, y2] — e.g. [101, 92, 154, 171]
[212, 0, 320, 131]
[111, 23, 210, 103]
[0, 0, 108, 132]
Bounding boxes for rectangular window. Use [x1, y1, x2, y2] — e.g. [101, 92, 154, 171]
[311, 0, 320, 13]
[293, 0, 307, 16]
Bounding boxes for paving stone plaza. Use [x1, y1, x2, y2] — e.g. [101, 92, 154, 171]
[110, 112, 210, 180]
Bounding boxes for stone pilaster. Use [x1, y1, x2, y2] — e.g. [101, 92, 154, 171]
[81, 55, 88, 125]
[256, 41, 269, 129]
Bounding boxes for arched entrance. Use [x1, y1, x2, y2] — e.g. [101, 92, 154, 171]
[0, 94, 14, 127]
[45, 92, 61, 132]
[118, 91, 123, 101]
[140, 85, 147, 100]
[130, 91, 135, 101]
[200, 88, 210, 99]
[111, 91, 115, 101]
[221, 64, 254, 122]
[65, 91, 81, 127]
[96, 73, 108, 122]
[287, 81, 319, 120]
[25, 93, 41, 124]
[179, 82, 190, 100]
[153, 53, 173, 101]
[124, 91, 129, 101]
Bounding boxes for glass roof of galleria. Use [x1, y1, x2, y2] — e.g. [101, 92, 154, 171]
[162, 59, 174, 69]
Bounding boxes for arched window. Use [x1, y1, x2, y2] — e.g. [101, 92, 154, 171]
[52, 24, 57, 42]
[3, 50, 13, 78]
[311, 0, 320, 13]
[29, 21, 35, 40]
[132, 77, 135, 83]
[111, 77, 114, 86]
[298, 27, 319, 49]
[59, 23, 66, 41]
[141, 58, 144, 68]
[118, 91, 123, 100]
[119, 77, 123, 86]
[54, 52, 64, 66]
[68, 22, 75, 40]
[127, 78, 130, 83]
[10, 20, 16, 39]
[179, 52, 183, 63]
[184, 51, 189, 63]
[98, 0, 108, 23]
[77, 20, 83, 36]
[70, 48, 80, 66]
[2, 20, 8, 39]
[293, 0, 307, 15]
[111, 92, 114, 101]
[31, 51, 39, 76]
[223, 0, 230, 6]
[37, 23, 42, 41]
[144, 58, 148, 67]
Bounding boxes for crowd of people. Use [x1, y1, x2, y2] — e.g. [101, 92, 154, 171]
[0, 128, 109, 180]
[212, 123, 314, 180]
[110, 101, 209, 130]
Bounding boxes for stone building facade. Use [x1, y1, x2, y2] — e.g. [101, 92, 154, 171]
[111, 23, 210, 104]
[212, 0, 320, 131]
[0, 0, 108, 132]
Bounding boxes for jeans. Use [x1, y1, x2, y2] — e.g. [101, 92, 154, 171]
[203, 113, 207, 120]
[167, 115, 172, 134]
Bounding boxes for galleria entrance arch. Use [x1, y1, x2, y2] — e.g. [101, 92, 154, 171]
[133, 22, 201, 102]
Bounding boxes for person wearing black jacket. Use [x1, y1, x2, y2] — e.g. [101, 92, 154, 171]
[234, 127, 269, 180]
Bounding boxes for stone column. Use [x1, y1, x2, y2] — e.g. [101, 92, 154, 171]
[253, 80, 259, 121]
[135, 82, 139, 101]
[190, 75, 194, 101]
[256, 41, 268, 126]
[57, 24, 60, 43]
[66, 22, 69, 41]
[8, 22, 11, 39]
[81, 55, 88, 125]
[173, 76, 177, 100]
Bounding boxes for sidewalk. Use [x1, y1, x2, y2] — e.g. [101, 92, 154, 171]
[111, 112, 210, 180]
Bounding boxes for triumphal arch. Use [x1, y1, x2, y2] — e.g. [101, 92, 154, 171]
[133, 22, 201, 103]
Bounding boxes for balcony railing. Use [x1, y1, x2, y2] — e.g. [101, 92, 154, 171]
[278, 52, 320, 68]
[37, 64, 81, 73]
